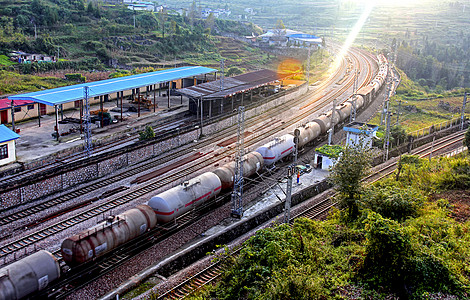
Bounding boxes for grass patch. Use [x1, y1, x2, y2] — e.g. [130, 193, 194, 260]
[0, 70, 69, 95]
[369, 69, 470, 133]
[0, 55, 17, 66]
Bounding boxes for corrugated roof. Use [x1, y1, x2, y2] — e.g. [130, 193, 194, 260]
[0, 124, 20, 143]
[178, 69, 288, 99]
[8, 66, 216, 106]
[0, 99, 35, 111]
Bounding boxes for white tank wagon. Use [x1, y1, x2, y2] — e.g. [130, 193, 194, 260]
[61, 205, 157, 266]
[256, 134, 295, 165]
[213, 152, 264, 190]
[294, 121, 322, 148]
[148, 172, 222, 223]
[0, 250, 60, 300]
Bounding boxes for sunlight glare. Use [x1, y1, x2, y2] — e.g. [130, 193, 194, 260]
[329, 3, 373, 76]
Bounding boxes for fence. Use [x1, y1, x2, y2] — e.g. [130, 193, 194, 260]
[409, 118, 464, 139]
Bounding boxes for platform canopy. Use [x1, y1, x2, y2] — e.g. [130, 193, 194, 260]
[8, 66, 217, 106]
[0, 124, 20, 143]
[177, 69, 290, 99]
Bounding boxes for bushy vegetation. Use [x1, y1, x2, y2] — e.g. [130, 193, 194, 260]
[198, 154, 470, 299]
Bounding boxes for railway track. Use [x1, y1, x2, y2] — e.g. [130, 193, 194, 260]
[158, 191, 338, 299]
[366, 130, 466, 183]
[156, 126, 466, 299]
[0, 48, 375, 263]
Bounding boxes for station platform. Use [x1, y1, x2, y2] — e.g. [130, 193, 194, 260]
[1, 95, 191, 173]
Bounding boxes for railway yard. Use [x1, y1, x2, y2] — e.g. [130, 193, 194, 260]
[0, 46, 467, 300]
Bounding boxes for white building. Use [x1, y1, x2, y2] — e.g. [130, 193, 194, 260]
[343, 122, 378, 148]
[127, 2, 155, 11]
[0, 124, 20, 166]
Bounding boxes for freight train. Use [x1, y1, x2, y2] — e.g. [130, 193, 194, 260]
[0, 54, 388, 300]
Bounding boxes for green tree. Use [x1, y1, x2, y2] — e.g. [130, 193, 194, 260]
[139, 125, 155, 140]
[361, 212, 413, 290]
[205, 12, 215, 34]
[328, 141, 371, 220]
[188, 0, 197, 26]
[158, 8, 167, 38]
[226, 66, 244, 77]
[464, 126, 470, 151]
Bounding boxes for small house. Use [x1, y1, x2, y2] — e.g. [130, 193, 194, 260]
[314, 144, 343, 170]
[343, 121, 378, 148]
[0, 124, 20, 166]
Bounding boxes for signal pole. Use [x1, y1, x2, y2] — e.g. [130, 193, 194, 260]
[231, 106, 245, 218]
[284, 166, 294, 224]
[83, 86, 93, 157]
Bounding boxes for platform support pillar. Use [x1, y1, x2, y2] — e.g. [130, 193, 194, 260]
[168, 82, 171, 108]
[209, 99, 212, 119]
[120, 91, 123, 121]
[10, 100, 15, 132]
[137, 88, 141, 117]
[54, 105, 59, 141]
[200, 96, 203, 137]
[100, 95, 104, 128]
[80, 100, 83, 133]
[37, 104, 41, 127]
[153, 84, 156, 112]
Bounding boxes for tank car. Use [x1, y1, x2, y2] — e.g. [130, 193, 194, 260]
[0, 250, 60, 300]
[213, 152, 264, 190]
[61, 204, 157, 266]
[312, 114, 332, 134]
[255, 134, 295, 165]
[336, 102, 352, 123]
[293, 121, 322, 148]
[148, 172, 222, 223]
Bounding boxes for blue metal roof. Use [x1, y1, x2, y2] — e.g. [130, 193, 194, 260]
[9, 66, 217, 106]
[0, 124, 20, 143]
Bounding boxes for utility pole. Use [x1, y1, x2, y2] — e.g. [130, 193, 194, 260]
[307, 45, 311, 89]
[220, 59, 224, 91]
[460, 92, 467, 130]
[396, 98, 401, 125]
[83, 86, 93, 156]
[284, 165, 294, 224]
[330, 98, 337, 140]
[231, 106, 245, 218]
[383, 111, 391, 161]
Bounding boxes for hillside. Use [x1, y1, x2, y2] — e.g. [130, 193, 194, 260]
[0, 0, 267, 74]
